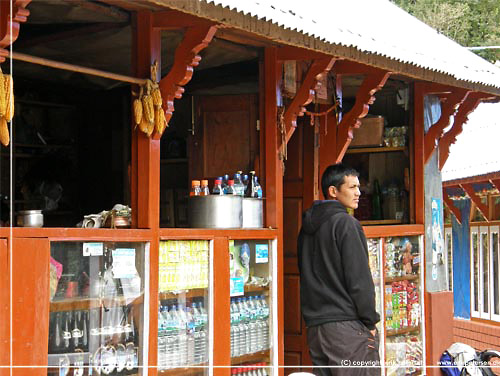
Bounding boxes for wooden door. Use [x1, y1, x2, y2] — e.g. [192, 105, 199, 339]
[189, 94, 259, 182]
[283, 120, 316, 374]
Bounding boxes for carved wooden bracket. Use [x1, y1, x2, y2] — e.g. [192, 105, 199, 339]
[423, 89, 469, 164]
[438, 93, 492, 170]
[490, 179, 500, 193]
[335, 71, 390, 163]
[158, 24, 219, 138]
[0, 0, 31, 62]
[282, 58, 336, 146]
[442, 189, 461, 225]
[461, 183, 489, 221]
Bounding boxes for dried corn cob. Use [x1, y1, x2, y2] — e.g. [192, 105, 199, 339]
[138, 116, 154, 137]
[0, 70, 5, 117]
[142, 94, 154, 124]
[4, 74, 14, 121]
[155, 106, 167, 136]
[151, 87, 162, 106]
[133, 98, 142, 125]
[0, 116, 9, 146]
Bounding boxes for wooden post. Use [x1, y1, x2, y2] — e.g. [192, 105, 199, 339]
[263, 47, 284, 376]
[413, 83, 425, 225]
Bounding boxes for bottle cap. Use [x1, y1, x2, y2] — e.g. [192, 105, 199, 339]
[201, 179, 208, 185]
[192, 180, 200, 186]
[214, 179, 221, 184]
[228, 180, 235, 185]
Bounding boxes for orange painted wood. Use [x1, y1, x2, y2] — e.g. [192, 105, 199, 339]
[490, 179, 500, 192]
[414, 83, 426, 224]
[282, 58, 336, 146]
[0, 239, 9, 376]
[263, 47, 285, 375]
[12, 237, 50, 376]
[0, 0, 30, 62]
[363, 224, 424, 238]
[152, 10, 211, 28]
[276, 45, 329, 61]
[158, 24, 219, 129]
[335, 71, 391, 162]
[461, 183, 489, 221]
[319, 78, 341, 181]
[423, 89, 469, 164]
[439, 93, 492, 170]
[442, 190, 462, 225]
[213, 237, 230, 374]
[133, 12, 162, 230]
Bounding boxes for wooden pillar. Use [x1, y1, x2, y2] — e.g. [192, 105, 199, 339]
[263, 47, 284, 375]
[413, 83, 425, 225]
[131, 12, 161, 230]
[132, 12, 161, 376]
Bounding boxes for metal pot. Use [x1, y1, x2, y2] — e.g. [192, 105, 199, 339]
[17, 210, 44, 227]
[188, 195, 242, 228]
[242, 198, 263, 228]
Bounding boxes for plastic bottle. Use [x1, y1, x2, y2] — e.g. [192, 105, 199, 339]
[158, 306, 167, 370]
[200, 180, 210, 196]
[185, 305, 195, 365]
[254, 176, 263, 198]
[247, 296, 258, 353]
[212, 179, 224, 195]
[177, 305, 188, 366]
[226, 180, 236, 195]
[245, 171, 256, 198]
[230, 298, 241, 357]
[238, 298, 250, 355]
[259, 296, 270, 350]
[242, 174, 249, 190]
[222, 174, 230, 193]
[169, 305, 180, 367]
[164, 307, 175, 369]
[198, 301, 208, 363]
[233, 173, 245, 196]
[190, 180, 201, 196]
[372, 179, 382, 220]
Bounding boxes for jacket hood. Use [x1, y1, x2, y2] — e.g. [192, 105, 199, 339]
[302, 200, 347, 234]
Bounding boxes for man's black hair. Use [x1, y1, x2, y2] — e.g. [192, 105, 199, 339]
[321, 163, 359, 199]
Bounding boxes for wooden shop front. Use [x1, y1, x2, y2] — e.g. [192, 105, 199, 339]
[0, 1, 499, 376]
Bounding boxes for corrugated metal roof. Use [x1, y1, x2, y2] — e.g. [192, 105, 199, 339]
[442, 102, 500, 182]
[169, 0, 500, 91]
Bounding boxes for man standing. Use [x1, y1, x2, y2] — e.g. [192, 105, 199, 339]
[298, 163, 380, 376]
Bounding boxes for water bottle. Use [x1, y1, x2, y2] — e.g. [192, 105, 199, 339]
[260, 296, 270, 349]
[222, 174, 230, 193]
[242, 174, 249, 190]
[164, 307, 175, 369]
[238, 298, 250, 355]
[254, 297, 265, 351]
[233, 173, 245, 196]
[198, 301, 208, 363]
[230, 298, 241, 357]
[254, 175, 263, 198]
[226, 180, 236, 195]
[157, 306, 167, 370]
[247, 296, 258, 353]
[185, 305, 195, 365]
[190, 180, 201, 196]
[177, 305, 188, 366]
[200, 180, 210, 196]
[169, 305, 180, 367]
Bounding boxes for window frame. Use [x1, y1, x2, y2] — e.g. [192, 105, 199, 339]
[470, 226, 480, 318]
[490, 226, 500, 322]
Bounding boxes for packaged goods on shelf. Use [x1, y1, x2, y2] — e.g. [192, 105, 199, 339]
[385, 281, 419, 330]
[386, 335, 423, 376]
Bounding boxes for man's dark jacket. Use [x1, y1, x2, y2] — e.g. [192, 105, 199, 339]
[298, 200, 380, 330]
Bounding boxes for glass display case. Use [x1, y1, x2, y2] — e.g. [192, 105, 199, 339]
[367, 235, 425, 376]
[48, 241, 149, 376]
[157, 240, 210, 374]
[229, 239, 274, 376]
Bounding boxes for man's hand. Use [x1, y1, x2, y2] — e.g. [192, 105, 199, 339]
[370, 329, 376, 337]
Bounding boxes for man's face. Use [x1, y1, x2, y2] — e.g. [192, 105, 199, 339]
[328, 175, 361, 210]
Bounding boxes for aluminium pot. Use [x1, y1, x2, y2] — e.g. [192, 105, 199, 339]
[188, 195, 242, 228]
[242, 197, 263, 228]
[17, 210, 44, 227]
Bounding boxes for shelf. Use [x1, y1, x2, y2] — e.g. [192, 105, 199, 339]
[244, 285, 269, 294]
[346, 146, 406, 154]
[386, 325, 420, 337]
[385, 274, 419, 284]
[360, 219, 403, 225]
[231, 350, 270, 365]
[160, 288, 208, 300]
[50, 296, 131, 312]
[159, 363, 207, 376]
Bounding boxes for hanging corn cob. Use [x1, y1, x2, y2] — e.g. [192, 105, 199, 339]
[0, 117, 9, 147]
[0, 69, 5, 118]
[133, 62, 168, 138]
[0, 68, 13, 146]
[4, 74, 14, 122]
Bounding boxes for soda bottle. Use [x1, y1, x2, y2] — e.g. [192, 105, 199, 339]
[200, 180, 210, 196]
[226, 180, 236, 195]
[212, 179, 224, 195]
[233, 173, 245, 196]
[190, 180, 201, 196]
[254, 176, 263, 198]
[242, 174, 249, 189]
[245, 171, 256, 198]
[222, 174, 230, 193]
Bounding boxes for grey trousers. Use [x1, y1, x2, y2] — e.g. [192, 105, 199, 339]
[307, 320, 380, 376]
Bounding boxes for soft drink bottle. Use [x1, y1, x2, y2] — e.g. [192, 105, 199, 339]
[226, 180, 236, 195]
[233, 173, 245, 196]
[200, 180, 210, 196]
[190, 180, 201, 196]
[212, 179, 224, 195]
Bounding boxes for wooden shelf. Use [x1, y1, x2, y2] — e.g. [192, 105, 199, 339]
[245, 285, 269, 294]
[231, 350, 270, 365]
[386, 325, 420, 337]
[360, 219, 403, 226]
[385, 274, 419, 283]
[159, 364, 207, 376]
[159, 288, 208, 300]
[346, 146, 406, 154]
[50, 296, 129, 312]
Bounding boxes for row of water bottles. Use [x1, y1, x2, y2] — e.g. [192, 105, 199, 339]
[157, 302, 208, 370]
[231, 363, 269, 376]
[230, 295, 270, 358]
